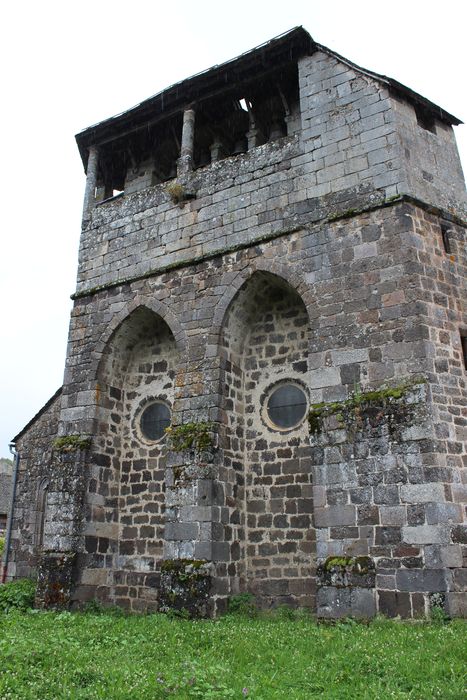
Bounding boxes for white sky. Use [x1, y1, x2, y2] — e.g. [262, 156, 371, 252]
[1, 0, 466, 458]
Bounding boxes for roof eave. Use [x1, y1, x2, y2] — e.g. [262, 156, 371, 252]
[75, 26, 315, 170]
[315, 43, 462, 127]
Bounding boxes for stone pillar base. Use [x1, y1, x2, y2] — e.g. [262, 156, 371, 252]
[159, 559, 213, 617]
[35, 552, 76, 610]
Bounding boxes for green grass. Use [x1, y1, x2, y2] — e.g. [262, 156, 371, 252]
[0, 611, 465, 699]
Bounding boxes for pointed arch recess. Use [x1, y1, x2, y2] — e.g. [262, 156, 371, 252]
[210, 262, 312, 352]
[92, 295, 187, 380]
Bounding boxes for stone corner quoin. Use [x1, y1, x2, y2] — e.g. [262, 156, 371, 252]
[6, 27, 467, 619]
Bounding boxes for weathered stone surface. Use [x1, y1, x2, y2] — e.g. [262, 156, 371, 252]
[400, 483, 446, 504]
[36, 553, 76, 610]
[396, 569, 449, 592]
[8, 30, 467, 618]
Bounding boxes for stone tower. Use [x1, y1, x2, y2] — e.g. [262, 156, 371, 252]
[7, 28, 467, 618]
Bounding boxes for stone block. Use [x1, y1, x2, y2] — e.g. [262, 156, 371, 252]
[424, 545, 463, 569]
[400, 483, 446, 504]
[211, 542, 230, 561]
[379, 506, 406, 526]
[374, 485, 400, 505]
[164, 522, 199, 541]
[451, 525, 467, 544]
[314, 505, 356, 527]
[317, 586, 351, 618]
[402, 524, 450, 545]
[309, 367, 341, 389]
[446, 593, 467, 617]
[452, 569, 467, 592]
[375, 526, 402, 545]
[357, 505, 379, 525]
[396, 569, 448, 592]
[426, 503, 463, 525]
[330, 348, 368, 365]
[451, 484, 467, 503]
[350, 588, 376, 618]
[378, 590, 411, 618]
[179, 506, 212, 522]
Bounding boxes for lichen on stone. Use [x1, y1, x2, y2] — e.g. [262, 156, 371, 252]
[165, 182, 196, 204]
[159, 559, 212, 617]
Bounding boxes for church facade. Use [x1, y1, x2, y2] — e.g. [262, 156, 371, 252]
[6, 28, 467, 618]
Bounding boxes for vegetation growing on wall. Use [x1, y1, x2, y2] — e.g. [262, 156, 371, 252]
[317, 556, 376, 589]
[165, 422, 214, 452]
[53, 435, 92, 453]
[308, 378, 426, 436]
[165, 182, 196, 204]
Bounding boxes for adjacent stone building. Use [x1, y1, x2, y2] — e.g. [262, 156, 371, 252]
[6, 28, 467, 618]
[0, 459, 13, 534]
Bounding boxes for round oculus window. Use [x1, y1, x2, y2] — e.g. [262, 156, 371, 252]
[266, 383, 307, 430]
[139, 401, 171, 442]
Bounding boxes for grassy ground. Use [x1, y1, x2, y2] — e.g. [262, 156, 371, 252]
[0, 610, 465, 699]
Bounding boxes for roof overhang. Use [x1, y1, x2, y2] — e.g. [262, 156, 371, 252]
[76, 26, 314, 171]
[75, 27, 462, 172]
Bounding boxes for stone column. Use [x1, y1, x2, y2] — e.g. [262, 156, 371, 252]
[82, 145, 99, 223]
[177, 108, 196, 176]
[246, 128, 264, 150]
[210, 140, 227, 163]
[35, 447, 88, 610]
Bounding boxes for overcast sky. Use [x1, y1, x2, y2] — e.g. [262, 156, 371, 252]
[1, 0, 466, 458]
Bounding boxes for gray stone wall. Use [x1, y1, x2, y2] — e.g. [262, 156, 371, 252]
[74, 51, 466, 299]
[298, 51, 405, 200]
[72, 307, 178, 610]
[299, 51, 466, 218]
[392, 95, 467, 216]
[310, 382, 463, 619]
[219, 272, 314, 608]
[9, 394, 61, 579]
[0, 459, 13, 532]
[13, 44, 467, 617]
[54, 194, 466, 615]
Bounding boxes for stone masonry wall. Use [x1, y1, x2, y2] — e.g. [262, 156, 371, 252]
[72, 308, 178, 610]
[9, 393, 61, 580]
[14, 46, 466, 616]
[52, 195, 465, 615]
[310, 382, 462, 619]
[219, 272, 314, 608]
[391, 95, 467, 216]
[74, 52, 465, 301]
[300, 51, 467, 219]
[401, 207, 467, 616]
